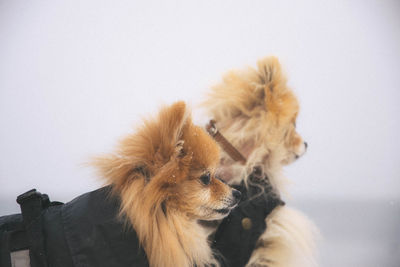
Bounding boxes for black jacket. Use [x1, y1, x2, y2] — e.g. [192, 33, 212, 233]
[0, 187, 148, 267]
[213, 170, 284, 267]
[0, 173, 282, 267]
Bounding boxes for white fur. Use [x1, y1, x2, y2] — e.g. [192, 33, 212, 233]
[246, 206, 319, 267]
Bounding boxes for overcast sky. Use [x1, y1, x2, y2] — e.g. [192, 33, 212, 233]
[1, 0, 399, 214]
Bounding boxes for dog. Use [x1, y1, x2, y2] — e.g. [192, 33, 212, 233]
[202, 57, 318, 267]
[93, 101, 241, 267]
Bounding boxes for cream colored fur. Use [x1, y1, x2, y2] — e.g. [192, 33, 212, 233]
[202, 57, 319, 267]
[247, 206, 318, 267]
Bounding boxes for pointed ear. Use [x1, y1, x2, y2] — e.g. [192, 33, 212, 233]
[92, 101, 191, 188]
[257, 57, 299, 120]
[256, 56, 287, 94]
[157, 101, 190, 158]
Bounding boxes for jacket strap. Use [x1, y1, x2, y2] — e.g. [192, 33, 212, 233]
[17, 189, 49, 267]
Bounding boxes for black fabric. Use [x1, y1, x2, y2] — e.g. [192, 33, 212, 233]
[1, 174, 282, 267]
[43, 186, 149, 267]
[0, 187, 149, 267]
[0, 214, 24, 267]
[17, 189, 51, 267]
[212, 169, 284, 267]
[56, 186, 148, 267]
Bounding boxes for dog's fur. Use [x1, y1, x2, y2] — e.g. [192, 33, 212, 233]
[202, 57, 319, 267]
[94, 102, 240, 267]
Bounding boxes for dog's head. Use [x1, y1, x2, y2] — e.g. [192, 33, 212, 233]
[95, 101, 240, 221]
[203, 57, 306, 173]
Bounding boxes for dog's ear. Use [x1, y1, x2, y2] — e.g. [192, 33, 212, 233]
[256, 56, 286, 94]
[257, 57, 298, 120]
[93, 101, 191, 188]
[156, 101, 190, 160]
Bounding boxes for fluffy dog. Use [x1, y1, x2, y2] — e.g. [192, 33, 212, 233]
[94, 102, 241, 267]
[202, 57, 318, 267]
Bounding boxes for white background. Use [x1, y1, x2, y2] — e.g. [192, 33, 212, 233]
[1, 1, 399, 266]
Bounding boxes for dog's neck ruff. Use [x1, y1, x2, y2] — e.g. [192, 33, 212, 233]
[206, 120, 247, 165]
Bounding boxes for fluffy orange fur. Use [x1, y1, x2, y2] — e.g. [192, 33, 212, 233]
[94, 101, 238, 267]
[202, 57, 318, 267]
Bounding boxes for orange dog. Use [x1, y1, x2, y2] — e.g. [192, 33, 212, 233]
[94, 102, 240, 267]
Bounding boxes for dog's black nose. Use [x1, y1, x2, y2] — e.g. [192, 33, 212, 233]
[304, 142, 308, 149]
[232, 189, 241, 201]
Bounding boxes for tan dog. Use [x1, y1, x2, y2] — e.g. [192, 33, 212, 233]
[203, 57, 318, 267]
[94, 102, 241, 267]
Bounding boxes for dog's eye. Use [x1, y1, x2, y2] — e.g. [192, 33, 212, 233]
[200, 172, 211, 185]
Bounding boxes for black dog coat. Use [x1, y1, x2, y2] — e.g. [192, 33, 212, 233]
[0, 173, 282, 267]
[0, 187, 148, 267]
[213, 169, 284, 267]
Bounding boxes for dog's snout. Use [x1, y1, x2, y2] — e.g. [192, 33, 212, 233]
[304, 142, 308, 150]
[232, 189, 241, 202]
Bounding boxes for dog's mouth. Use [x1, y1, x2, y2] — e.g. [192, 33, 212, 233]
[201, 196, 240, 220]
[282, 152, 303, 165]
[214, 199, 239, 214]
[214, 208, 231, 214]
[203, 202, 238, 218]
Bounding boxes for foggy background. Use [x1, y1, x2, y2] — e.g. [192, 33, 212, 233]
[1, 1, 399, 266]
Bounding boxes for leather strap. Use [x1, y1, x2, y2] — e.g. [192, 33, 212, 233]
[206, 120, 247, 165]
